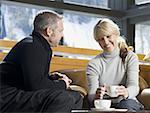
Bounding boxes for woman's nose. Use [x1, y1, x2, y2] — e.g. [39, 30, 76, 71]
[103, 37, 109, 44]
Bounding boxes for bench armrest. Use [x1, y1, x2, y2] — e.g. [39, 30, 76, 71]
[69, 85, 87, 97]
[139, 88, 150, 110]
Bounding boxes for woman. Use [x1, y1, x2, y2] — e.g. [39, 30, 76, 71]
[86, 18, 144, 111]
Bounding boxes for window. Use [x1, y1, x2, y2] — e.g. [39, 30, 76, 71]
[135, 21, 150, 54]
[1, 2, 104, 50]
[1, 1, 149, 54]
[63, 11, 102, 49]
[0, 4, 2, 38]
[135, 0, 150, 5]
[0, 3, 41, 41]
[64, 0, 108, 9]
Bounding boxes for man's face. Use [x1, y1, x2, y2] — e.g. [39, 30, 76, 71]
[48, 19, 64, 47]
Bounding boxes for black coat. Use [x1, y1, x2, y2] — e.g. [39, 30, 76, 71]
[1, 31, 66, 91]
[0, 31, 70, 112]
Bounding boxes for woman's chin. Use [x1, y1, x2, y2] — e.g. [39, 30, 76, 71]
[104, 48, 114, 53]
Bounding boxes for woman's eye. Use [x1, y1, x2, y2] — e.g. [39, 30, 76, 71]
[97, 38, 102, 42]
[99, 38, 103, 41]
[106, 35, 110, 38]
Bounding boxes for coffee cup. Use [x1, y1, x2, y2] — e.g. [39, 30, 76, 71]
[107, 85, 118, 97]
[94, 99, 111, 109]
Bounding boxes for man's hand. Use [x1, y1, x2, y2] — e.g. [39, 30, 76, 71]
[52, 72, 72, 88]
[61, 74, 72, 89]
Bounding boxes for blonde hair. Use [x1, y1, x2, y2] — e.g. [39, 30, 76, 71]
[117, 36, 134, 62]
[94, 18, 133, 63]
[118, 36, 134, 51]
[94, 18, 120, 41]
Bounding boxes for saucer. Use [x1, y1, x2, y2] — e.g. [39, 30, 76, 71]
[91, 108, 115, 111]
[113, 108, 127, 112]
[91, 108, 127, 112]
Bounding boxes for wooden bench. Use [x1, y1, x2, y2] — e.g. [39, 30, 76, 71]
[0, 39, 102, 71]
[0, 39, 149, 88]
[0, 39, 150, 109]
[0, 39, 149, 74]
[0, 39, 147, 71]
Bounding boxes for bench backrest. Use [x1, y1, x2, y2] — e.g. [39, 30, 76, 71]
[0, 39, 149, 89]
[0, 39, 147, 72]
[0, 39, 102, 72]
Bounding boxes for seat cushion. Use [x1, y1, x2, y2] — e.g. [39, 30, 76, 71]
[58, 69, 88, 92]
[139, 88, 150, 109]
[139, 76, 149, 92]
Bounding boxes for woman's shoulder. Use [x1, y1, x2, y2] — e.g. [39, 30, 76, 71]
[91, 53, 103, 60]
[127, 51, 138, 58]
[126, 51, 138, 62]
[88, 53, 103, 64]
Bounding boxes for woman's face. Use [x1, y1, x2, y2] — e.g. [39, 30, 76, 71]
[96, 34, 118, 52]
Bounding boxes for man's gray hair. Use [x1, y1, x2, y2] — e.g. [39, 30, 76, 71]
[33, 10, 62, 32]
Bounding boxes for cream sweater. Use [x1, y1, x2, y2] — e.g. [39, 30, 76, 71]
[86, 47, 139, 104]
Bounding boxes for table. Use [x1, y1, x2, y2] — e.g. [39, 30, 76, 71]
[72, 109, 126, 113]
[71, 109, 150, 113]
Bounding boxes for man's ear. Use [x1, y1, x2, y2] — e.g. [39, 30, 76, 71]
[46, 26, 53, 37]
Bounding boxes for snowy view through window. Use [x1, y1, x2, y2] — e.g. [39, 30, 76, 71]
[0, 0, 149, 54]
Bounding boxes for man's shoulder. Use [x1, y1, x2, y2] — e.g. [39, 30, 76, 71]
[13, 37, 34, 51]
[21, 36, 33, 43]
[17, 37, 33, 47]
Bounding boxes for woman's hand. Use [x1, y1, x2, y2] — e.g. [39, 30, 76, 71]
[95, 85, 106, 99]
[116, 85, 128, 99]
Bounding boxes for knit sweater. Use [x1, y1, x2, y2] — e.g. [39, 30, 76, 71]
[86, 47, 139, 104]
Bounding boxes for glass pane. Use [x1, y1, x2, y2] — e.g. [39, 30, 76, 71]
[1, 3, 41, 41]
[135, 22, 150, 54]
[64, 0, 108, 8]
[63, 11, 104, 50]
[135, 0, 150, 5]
[1, 2, 104, 50]
[0, 4, 2, 39]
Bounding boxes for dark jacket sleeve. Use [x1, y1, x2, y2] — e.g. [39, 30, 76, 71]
[19, 42, 66, 91]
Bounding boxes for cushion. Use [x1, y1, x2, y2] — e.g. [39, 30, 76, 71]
[139, 88, 150, 109]
[139, 76, 149, 92]
[58, 69, 88, 92]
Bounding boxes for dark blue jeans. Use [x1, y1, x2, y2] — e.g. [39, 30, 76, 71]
[112, 99, 144, 112]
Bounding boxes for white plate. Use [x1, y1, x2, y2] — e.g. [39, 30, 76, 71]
[91, 108, 127, 112]
[91, 108, 115, 111]
[113, 109, 127, 112]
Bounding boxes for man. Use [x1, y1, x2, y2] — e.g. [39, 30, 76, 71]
[0, 11, 83, 112]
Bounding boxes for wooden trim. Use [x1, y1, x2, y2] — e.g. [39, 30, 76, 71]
[137, 54, 145, 61]
[0, 40, 149, 71]
[50, 56, 89, 72]
[140, 64, 150, 71]
[52, 46, 102, 56]
[0, 39, 149, 86]
[0, 39, 146, 60]
[0, 39, 17, 48]
[0, 52, 7, 61]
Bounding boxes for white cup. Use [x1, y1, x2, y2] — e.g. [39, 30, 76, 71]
[107, 85, 118, 97]
[94, 99, 111, 109]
